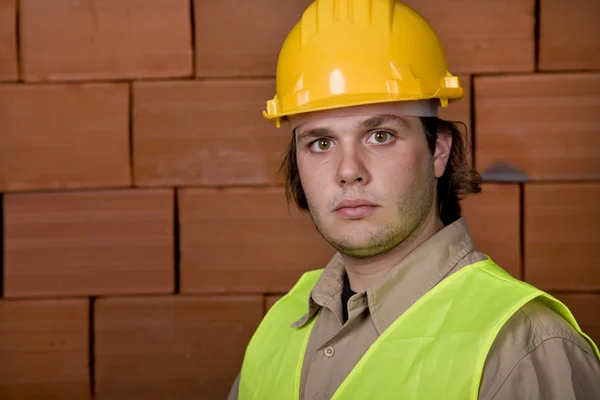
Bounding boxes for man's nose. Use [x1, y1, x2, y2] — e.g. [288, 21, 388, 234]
[336, 146, 369, 187]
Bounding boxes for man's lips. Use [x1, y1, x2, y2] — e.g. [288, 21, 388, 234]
[333, 199, 378, 219]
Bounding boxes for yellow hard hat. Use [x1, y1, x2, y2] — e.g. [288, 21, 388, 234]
[263, 0, 463, 127]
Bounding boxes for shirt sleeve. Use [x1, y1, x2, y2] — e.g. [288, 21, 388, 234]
[485, 337, 600, 400]
[227, 373, 240, 400]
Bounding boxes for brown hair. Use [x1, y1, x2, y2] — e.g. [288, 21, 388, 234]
[280, 117, 481, 226]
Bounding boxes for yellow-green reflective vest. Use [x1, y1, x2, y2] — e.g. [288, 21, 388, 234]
[239, 259, 600, 399]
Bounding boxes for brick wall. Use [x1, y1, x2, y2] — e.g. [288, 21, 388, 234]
[0, 0, 598, 398]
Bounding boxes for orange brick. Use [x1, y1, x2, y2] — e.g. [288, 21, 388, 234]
[475, 74, 600, 181]
[4, 189, 174, 297]
[20, 0, 192, 81]
[0, 83, 130, 191]
[179, 188, 335, 293]
[461, 184, 521, 278]
[0, 299, 89, 398]
[133, 80, 289, 186]
[551, 294, 600, 346]
[539, 0, 600, 71]
[402, 0, 534, 73]
[0, 0, 17, 81]
[525, 183, 600, 291]
[95, 295, 262, 399]
[194, 0, 311, 77]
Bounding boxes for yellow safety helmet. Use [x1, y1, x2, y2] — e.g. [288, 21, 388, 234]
[263, 0, 463, 127]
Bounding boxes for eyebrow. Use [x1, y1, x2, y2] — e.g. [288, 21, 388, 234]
[295, 114, 411, 143]
[361, 114, 411, 130]
[295, 127, 334, 143]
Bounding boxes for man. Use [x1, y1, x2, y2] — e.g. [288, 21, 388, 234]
[229, 0, 600, 398]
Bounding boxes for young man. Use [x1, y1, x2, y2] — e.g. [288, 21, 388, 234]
[229, 0, 600, 398]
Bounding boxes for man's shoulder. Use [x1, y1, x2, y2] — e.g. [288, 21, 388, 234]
[479, 296, 600, 399]
[487, 296, 596, 365]
[515, 297, 595, 351]
[454, 252, 596, 360]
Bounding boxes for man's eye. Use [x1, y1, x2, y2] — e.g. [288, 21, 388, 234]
[310, 138, 334, 152]
[367, 131, 394, 144]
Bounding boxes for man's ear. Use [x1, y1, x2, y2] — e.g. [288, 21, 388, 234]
[433, 133, 452, 178]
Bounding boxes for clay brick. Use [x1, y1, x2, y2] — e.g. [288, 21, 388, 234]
[539, 0, 600, 71]
[461, 184, 521, 278]
[552, 294, 600, 345]
[0, 0, 17, 81]
[133, 80, 289, 186]
[0, 299, 89, 398]
[194, 0, 312, 77]
[95, 295, 262, 400]
[525, 183, 600, 291]
[0, 83, 130, 191]
[475, 74, 600, 181]
[403, 0, 534, 73]
[179, 188, 335, 293]
[4, 189, 174, 297]
[20, 0, 192, 81]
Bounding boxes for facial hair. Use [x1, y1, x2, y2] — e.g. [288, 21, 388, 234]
[307, 160, 437, 258]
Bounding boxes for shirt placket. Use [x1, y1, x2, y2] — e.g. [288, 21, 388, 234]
[302, 294, 370, 400]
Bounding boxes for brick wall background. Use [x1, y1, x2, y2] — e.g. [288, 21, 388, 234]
[0, 0, 599, 398]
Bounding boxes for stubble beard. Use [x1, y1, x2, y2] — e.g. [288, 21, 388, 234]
[307, 165, 437, 259]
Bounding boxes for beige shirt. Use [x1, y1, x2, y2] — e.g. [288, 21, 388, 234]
[229, 218, 600, 399]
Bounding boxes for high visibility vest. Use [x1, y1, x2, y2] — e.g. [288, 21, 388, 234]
[239, 259, 600, 399]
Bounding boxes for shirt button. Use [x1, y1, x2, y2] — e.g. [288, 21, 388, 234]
[324, 347, 335, 357]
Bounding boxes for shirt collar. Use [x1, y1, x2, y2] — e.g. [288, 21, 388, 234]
[291, 253, 345, 328]
[367, 217, 475, 334]
[291, 217, 475, 330]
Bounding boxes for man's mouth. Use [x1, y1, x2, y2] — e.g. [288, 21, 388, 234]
[333, 199, 378, 219]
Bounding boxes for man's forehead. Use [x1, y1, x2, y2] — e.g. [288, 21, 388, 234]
[288, 101, 437, 132]
[293, 114, 415, 136]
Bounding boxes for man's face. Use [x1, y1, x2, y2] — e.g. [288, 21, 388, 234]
[292, 106, 449, 258]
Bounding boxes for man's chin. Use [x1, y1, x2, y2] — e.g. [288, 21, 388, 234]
[326, 235, 396, 258]
[312, 218, 396, 256]
[333, 244, 388, 258]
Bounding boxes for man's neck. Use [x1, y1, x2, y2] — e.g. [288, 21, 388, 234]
[342, 211, 445, 293]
